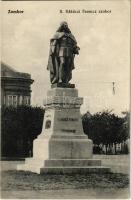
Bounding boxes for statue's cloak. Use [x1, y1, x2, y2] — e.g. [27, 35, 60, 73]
[47, 32, 77, 84]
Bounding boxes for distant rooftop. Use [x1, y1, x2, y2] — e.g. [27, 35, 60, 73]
[1, 62, 32, 79]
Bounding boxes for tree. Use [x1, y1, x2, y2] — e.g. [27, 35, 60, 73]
[82, 110, 129, 154]
[1, 105, 44, 157]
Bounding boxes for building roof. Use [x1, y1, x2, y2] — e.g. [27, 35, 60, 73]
[1, 62, 32, 80]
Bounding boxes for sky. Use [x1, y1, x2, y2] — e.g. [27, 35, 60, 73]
[1, 0, 130, 115]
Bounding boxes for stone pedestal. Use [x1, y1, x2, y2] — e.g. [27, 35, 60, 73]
[17, 87, 110, 174]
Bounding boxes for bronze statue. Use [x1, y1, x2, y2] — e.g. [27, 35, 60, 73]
[47, 22, 80, 85]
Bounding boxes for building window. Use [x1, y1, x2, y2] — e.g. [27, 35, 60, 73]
[8, 95, 18, 106]
[19, 95, 23, 105]
[8, 95, 13, 106]
[23, 96, 30, 105]
[13, 96, 17, 106]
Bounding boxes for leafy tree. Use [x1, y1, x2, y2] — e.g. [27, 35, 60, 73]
[82, 110, 129, 154]
[1, 105, 44, 157]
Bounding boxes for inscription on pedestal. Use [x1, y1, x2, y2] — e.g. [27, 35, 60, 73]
[58, 117, 78, 121]
[61, 129, 76, 133]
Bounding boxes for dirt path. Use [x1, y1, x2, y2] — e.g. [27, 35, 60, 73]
[2, 188, 129, 199]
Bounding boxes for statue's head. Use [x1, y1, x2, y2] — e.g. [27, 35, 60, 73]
[57, 21, 71, 33]
[60, 21, 68, 29]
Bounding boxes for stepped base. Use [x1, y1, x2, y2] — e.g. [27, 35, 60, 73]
[17, 158, 111, 174]
[40, 167, 111, 174]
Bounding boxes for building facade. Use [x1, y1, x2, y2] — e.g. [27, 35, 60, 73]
[1, 62, 34, 107]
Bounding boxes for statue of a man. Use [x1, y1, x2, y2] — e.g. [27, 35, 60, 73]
[47, 22, 80, 85]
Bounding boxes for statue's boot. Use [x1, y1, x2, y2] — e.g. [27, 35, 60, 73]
[58, 79, 63, 83]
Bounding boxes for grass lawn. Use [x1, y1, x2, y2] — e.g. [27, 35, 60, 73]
[1, 170, 129, 199]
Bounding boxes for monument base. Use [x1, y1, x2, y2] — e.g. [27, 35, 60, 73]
[17, 158, 110, 174]
[17, 87, 111, 174]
